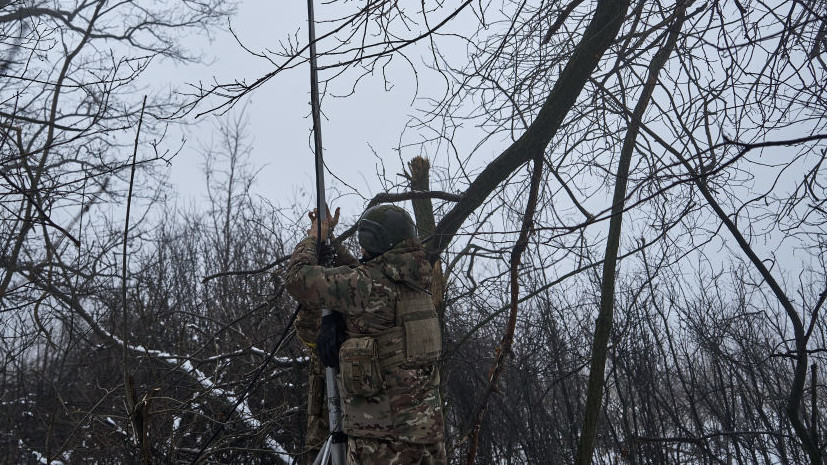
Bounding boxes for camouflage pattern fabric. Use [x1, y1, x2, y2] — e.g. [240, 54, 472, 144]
[285, 235, 445, 446]
[292, 240, 359, 346]
[284, 239, 358, 465]
[302, 352, 329, 465]
[347, 436, 446, 465]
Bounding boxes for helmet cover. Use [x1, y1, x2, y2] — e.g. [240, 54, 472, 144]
[357, 204, 417, 254]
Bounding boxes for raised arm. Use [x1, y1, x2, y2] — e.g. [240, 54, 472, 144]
[285, 236, 371, 316]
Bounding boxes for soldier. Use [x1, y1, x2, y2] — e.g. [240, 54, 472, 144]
[288, 207, 357, 465]
[286, 204, 446, 465]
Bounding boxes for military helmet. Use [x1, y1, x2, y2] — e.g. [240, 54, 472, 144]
[357, 204, 418, 254]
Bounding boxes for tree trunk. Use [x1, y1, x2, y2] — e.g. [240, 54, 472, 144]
[575, 6, 688, 464]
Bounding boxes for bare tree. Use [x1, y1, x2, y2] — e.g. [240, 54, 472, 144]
[0, 1, 243, 462]
[186, 1, 827, 462]
[6, 0, 827, 463]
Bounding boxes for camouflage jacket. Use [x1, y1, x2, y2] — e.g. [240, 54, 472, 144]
[289, 240, 359, 347]
[285, 235, 444, 444]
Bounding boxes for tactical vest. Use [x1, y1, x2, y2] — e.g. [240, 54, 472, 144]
[335, 252, 445, 443]
[338, 282, 442, 396]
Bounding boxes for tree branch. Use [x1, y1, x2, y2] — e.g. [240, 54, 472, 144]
[427, 0, 632, 264]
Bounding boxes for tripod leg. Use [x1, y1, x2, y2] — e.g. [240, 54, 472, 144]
[312, 435, 332, 465]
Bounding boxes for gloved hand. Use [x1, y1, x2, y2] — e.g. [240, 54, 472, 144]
[317, 312, 347, 369]
[307, 205, 340, 239]
[318, 242, 336, 267]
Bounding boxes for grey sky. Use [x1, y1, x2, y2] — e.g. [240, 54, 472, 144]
[152, 0, 819, 277]
[162, 0, 429, 222]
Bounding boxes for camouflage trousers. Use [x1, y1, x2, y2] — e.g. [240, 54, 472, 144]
[347, 437, 446, 465]
[304, 354, 330, 465]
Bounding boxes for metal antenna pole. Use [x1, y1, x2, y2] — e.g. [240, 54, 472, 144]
[307, 1, 347, 464]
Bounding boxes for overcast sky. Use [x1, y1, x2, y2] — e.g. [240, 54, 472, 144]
[152, 0, 817, 273]
[159, 0, 430, 223]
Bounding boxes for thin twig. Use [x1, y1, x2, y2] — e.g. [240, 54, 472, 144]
[122, 95, 146, 460]
[201, 255, 290, 283]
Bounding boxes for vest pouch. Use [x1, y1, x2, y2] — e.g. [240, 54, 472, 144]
[307, 369, 325, 417]
[403, 316, 442, 368]
[395, 286, 442, 369]
[338, 336, 384, 397]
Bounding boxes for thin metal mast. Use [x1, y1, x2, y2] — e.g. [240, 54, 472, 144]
[307, 1, 347, 464]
